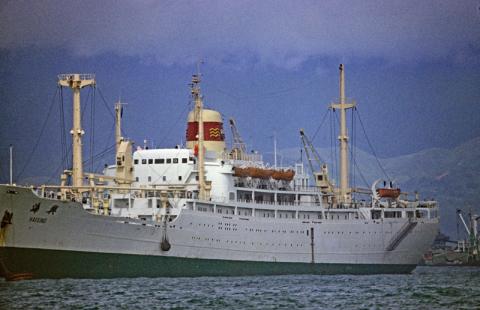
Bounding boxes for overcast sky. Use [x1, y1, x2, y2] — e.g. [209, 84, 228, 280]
[0, 0, 479, 182]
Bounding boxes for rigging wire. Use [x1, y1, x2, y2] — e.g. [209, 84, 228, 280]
[355, 109, 391, 182]
[349, 107, 371, 189]
[329, 109, 335, 185]
[59, 87, 69, 170]
[46, 145, 71, 184]
[89, 87, 96, 172]
[96, 87, 117, 122]
[94, 122, 116, 173]
[85, 143, 116, 166]
[332, 109, 339, 185]
[46, 142, 116, 184]
[17, 87, 59, 180]
[351, 106, 356, 197]
[349, 147, 370, 188]
[157, 101, 191, 148]
[332, 109, 370, 190]
[311, 109, 330, 142]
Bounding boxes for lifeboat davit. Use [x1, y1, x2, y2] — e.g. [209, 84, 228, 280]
[376, 188, 401, 199]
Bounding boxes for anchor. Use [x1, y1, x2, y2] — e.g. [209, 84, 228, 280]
[1, 210, 13, 229]
[160, 191, 171, 252]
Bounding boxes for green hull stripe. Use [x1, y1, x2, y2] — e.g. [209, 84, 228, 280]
[0, 247, 416, 279]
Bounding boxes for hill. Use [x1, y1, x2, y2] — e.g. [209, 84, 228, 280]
[281, 137, 480, 238]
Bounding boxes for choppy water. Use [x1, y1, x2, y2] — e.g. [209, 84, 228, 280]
[1, 266, 479, 309]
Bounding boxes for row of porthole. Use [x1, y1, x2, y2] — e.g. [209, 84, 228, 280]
[218, 227, 237, 231]
[323, 231, 378, 234]
[198, 223, 214, 228]
[188, 222, 377, 237]
[191, 236, 305, 248]
[217, 222, 237, 227]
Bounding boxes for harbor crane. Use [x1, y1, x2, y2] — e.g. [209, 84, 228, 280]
[229, 118, 247, 160]
[299, 129, 333, 193]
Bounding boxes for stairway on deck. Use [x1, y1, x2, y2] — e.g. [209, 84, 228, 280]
[386, 220, 417, 251]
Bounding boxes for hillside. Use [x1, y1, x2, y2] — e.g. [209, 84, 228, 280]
[282, 137, 480, 237]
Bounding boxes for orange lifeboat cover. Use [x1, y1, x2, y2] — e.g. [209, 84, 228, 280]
[377, 188, 401, 199]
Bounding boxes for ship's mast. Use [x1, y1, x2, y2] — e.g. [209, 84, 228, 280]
[115, 100, 127, 154]
[330, 64, 355, 203]
[191, 73, 208, 200]
[58, 74, 96, 188]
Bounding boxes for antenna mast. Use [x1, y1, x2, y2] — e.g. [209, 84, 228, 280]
[330, 64, 355, 203]
[9, 144, 13, 185]
[191, 70, 208, 200]
[115, 100, 127, 154]
[58, 74, 96, 189]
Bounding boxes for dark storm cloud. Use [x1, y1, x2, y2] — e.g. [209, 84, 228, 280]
[1, 0, 479, 67]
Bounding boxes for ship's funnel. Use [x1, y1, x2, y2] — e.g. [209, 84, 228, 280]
[186, 109, 226, 154]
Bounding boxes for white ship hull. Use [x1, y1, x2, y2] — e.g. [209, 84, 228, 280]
[0, 186, 438, 278]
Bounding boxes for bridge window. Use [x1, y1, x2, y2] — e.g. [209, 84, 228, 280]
[182, 158, 188, 163]
[134, 159, 139, 165]
[173, 158, 179, 163]
[142, 159, 147, 164]
[148, 159, 153, 164]
[155, 159, 161, 164]
[167, 158, 172, 164]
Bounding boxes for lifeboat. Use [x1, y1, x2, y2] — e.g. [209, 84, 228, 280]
[250, 168, 274, 179]
[233, 167, 293, 181]
[272, 170, 295, 181]
[233, 167, 250, 177]
[376, 188, 401, 199]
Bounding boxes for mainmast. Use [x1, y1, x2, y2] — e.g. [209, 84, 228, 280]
[58, 74, 96, 188]
[330, 64, 355, 203]
[191, 73, 209, 200]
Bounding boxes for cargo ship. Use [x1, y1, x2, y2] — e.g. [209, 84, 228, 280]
[0, 65, 439, 280]
[423, 210, 479, 266]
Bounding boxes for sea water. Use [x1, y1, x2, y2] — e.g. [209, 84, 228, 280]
[1, 266, 479, 309]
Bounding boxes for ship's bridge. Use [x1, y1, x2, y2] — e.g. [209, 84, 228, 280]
[133, 148, 196, 185]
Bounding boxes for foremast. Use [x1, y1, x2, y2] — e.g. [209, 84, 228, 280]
[330, 64, 355, 203]
[58, 74, 96, 189]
